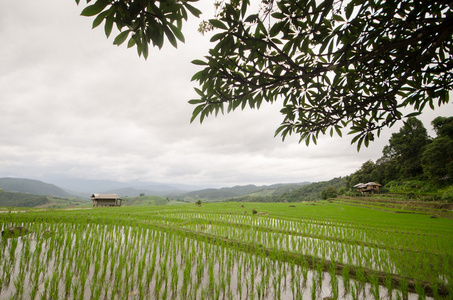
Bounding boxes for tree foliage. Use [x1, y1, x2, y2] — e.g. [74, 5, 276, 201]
[0, 192, 49, 208]
[76, 0, 201, 58]
[348, 116, 453, 188]
[432, 116, 453, 139]
[77, 0, 453, 148]
[189, 0, 453, 148]
[421, 116, 453, 184]
[421, 136, 453, 184]
[321, 186, 338, 200]
[382, 117, 429, 178]
[346, 160, 379, 188]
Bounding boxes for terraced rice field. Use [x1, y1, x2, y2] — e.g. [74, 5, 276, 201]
[0, 200, 452, 299]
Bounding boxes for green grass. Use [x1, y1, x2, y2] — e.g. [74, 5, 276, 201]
[0, 201, 451, 299]
[121, 195, 172, 206]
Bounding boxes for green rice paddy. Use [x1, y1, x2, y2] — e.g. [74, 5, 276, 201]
[1, 200, 452, 299]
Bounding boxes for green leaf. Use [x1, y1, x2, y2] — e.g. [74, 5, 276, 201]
[92, 10, 108, 28]
[168, 23, 185, 43]
[271, 12, 285, 19]
[364, 136, 369, 147]
[257, 21, 267, 35]
[113, 30, 130, 46]
[405, 112, 422, 118]
[210, 32, 226, 42]
[127, 37, 136, 48]
[209, 19, 228, 31]
[345, 4, 354, 20]
[142, 35, 149, 59]
[332, 14, 345, 22]
[191, 60, 208, 66]
[190, 105, 204, 123]
[80, 0, 110, 17]
[244, 14, 258, 23]
[190, 70, 203, 81]
[184, 3, 202, 18]
[356, 136, 364, 151]
[104, 15, 114, 38]
[335, 126, 343, 137]
[194, 88, 204, 97]
[188, 99, 205, 104]
[163, 25, 177, 48]
[241, 0, 249, 18]
[270, 21, 286, 37]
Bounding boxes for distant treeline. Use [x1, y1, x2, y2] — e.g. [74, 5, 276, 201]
[346, 116, 453, 189]
[180, 183, 310, 202]
[228, 177, 346, 202]
[228, 116, 453, 203]
[0, 190, 49, 207]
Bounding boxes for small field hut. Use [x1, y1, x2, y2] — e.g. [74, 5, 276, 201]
[353, 182, 382, 194]
[91, 194, 122, 207]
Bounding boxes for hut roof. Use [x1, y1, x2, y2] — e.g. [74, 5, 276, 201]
[353, 183, 367, 188]
[91, 194, 119, 199]
[353, 182, 382, 188]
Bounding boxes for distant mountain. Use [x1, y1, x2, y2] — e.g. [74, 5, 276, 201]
[173, 183, 311, 201]
[0, 177, 313, 202]
[231, 177, 347, 202]
[101, 187, 179, 197]
[272, 177, 347, 202]
[44, 177, 203, 195]
[0, 178, 74, 197]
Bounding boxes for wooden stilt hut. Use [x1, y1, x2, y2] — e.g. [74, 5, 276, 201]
[91, 194, 122, 207]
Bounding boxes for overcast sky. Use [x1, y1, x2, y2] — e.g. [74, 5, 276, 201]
[1, 0, 452, 188]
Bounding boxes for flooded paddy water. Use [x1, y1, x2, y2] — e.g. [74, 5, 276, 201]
[0, 203, 451, 299]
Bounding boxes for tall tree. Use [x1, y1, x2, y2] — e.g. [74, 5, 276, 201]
[432, 116, 453, 139]
[346, 160, 378, 188]
[382, 117, 429, 178]
[422, 116, 453, 185]
[77, 0, 453, 148]
[422, 137, 453, 185]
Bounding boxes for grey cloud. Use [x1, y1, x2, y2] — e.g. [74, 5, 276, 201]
[1, 0, 452, 188]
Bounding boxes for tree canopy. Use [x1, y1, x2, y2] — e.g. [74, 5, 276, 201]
[382, 117, 429, 178]
[77, 0, 453, 149]
[346, 116, 453, 187]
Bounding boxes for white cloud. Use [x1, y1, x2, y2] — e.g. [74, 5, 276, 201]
[0, 0, 452, 188]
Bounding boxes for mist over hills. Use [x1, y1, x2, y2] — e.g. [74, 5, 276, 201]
[0, 177, 311, 201]
[44, 177, 204, 197]
[101, 187, 180, 197]
[174, 183, 311, 201]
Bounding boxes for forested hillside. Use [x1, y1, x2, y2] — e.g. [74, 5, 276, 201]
[177, 183, 310, 201]
[346, 117, 445, 186]
[0, 178, 73, 197]
[0, 190, 49, 207]
[231, 178, 346, 202]
[345, 116, 453, 200]
[229, 116, 453, 203]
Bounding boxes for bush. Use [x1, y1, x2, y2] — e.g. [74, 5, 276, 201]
[385, 180, 437, 194]
[321, 186, 338, 200]
[441, 186, 453, 202]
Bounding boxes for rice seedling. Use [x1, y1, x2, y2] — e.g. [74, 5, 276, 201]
[0, 202, 450, 299]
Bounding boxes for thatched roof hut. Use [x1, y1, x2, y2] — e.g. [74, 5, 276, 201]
[353, 182, 382, 193]
[91, 194, 122, 207]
